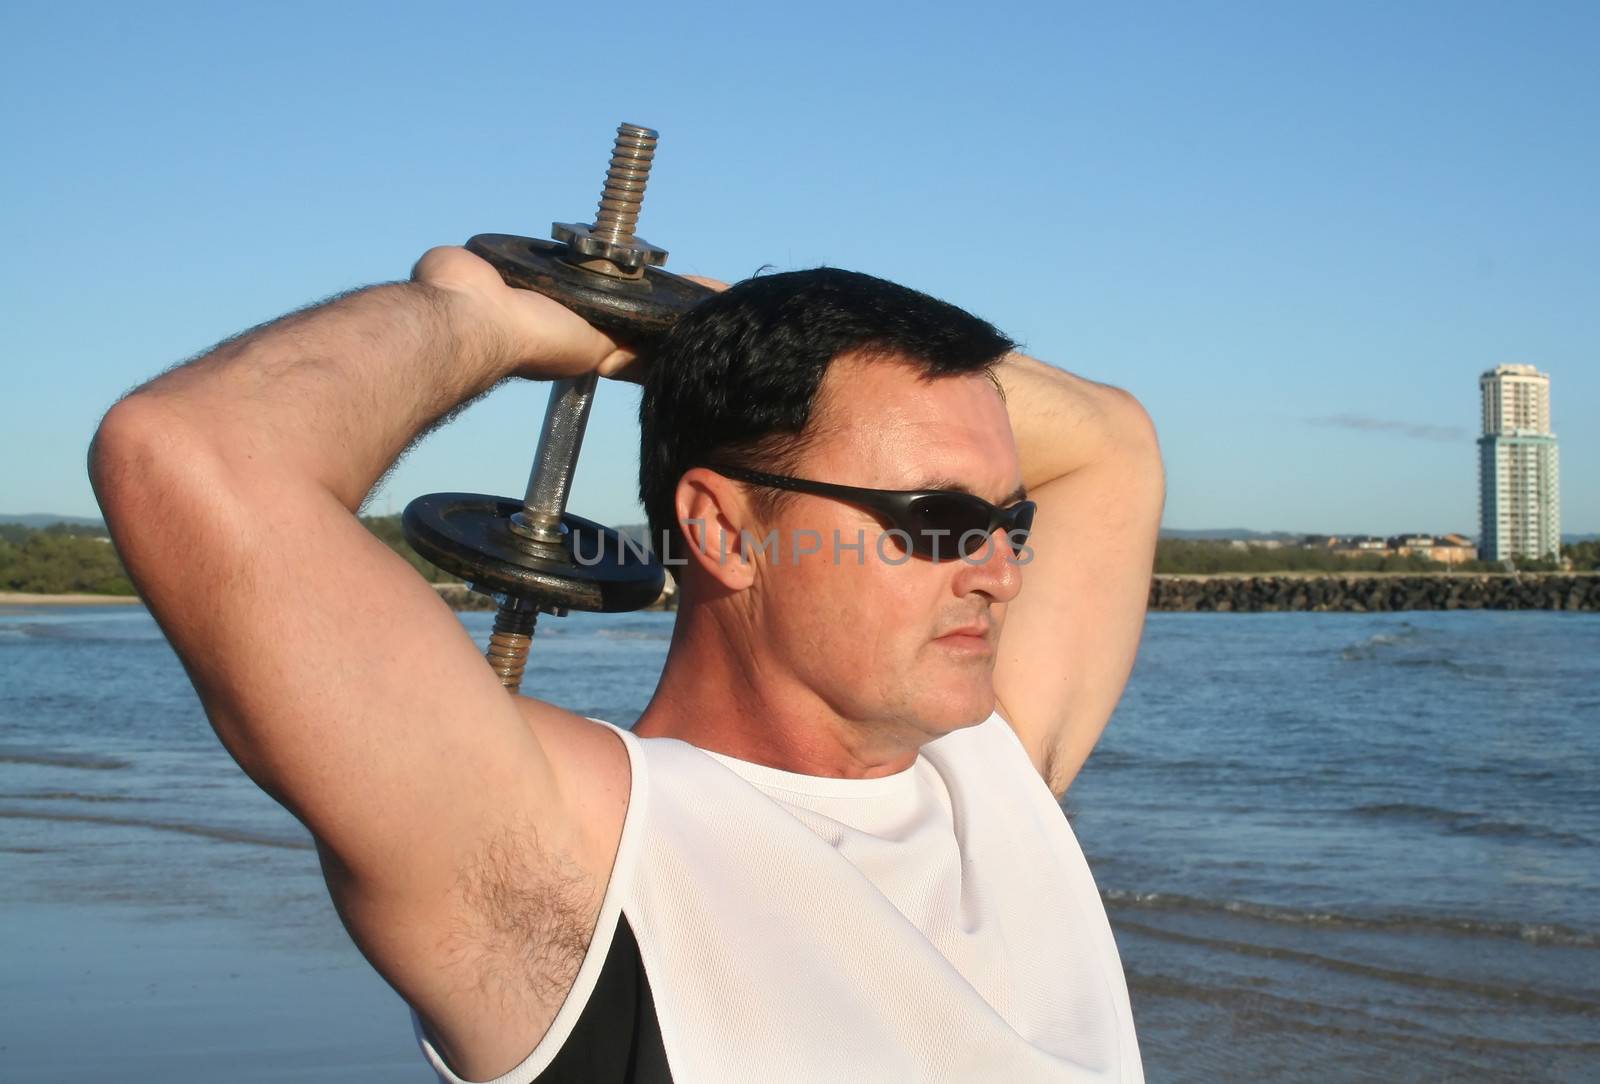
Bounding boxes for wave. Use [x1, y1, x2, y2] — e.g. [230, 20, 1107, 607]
[0, 808, 313, 851]
[1339, 623, 1423, 656]
[0, 748, 130, 771]
[1351, 801, 1593, 846]
[1390, 656, 1469, 671]
[2, 789, 158, 804]
[1125, 970, 1600, 1054]
[1335, 623, 1510, 676]
[1338, 646, 1475, 673]
[1339, 652, 1509, 679]
[1116, 918, 1600, 1014]
[1101, 888, 1600, 948]
[595, 628, 673, 642]
[1444, 763, 1560, 784]
[16, 622, 161, 644]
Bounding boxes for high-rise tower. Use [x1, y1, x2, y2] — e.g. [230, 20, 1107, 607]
[1477, 364, 1560, 562]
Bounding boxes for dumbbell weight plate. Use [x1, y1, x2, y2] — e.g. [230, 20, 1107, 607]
[403, 492, 665, 613]
[466, 234, 716, 346]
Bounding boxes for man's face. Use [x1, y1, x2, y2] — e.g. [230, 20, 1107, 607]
[747, 353, 1024, 745]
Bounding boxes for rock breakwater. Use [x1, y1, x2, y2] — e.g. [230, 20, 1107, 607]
[432, 583, 677, 612]
[1150, 574, 1599, 613]
[434, 575, 1599, 615]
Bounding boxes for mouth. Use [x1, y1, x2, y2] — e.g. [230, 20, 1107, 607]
[933, 623, 993, 653]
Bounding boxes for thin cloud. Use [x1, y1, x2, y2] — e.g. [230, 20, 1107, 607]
[1306, 414, 1470, 442]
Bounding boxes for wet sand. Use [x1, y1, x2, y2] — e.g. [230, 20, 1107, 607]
[0, 900, 433, 1082]
[0, 593, 143, 607]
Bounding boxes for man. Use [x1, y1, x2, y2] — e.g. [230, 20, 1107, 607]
[90, 245, 1163, 1082]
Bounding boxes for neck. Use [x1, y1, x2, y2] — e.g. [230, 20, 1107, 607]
[633, 597, 921, 779]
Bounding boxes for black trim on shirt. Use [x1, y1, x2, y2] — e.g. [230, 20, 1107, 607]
[530, 913, 671, 1083]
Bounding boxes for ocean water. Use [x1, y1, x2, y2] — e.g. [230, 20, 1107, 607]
[1070, 613, 1599, 1081]
[0, 606, 1595, 1081]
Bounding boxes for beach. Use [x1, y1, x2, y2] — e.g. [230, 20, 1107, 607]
[0, 592, 143, 607]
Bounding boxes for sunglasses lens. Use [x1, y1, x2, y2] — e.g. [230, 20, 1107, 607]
[955, 501, 1035, 558]
[950, 501, 1035, 559]
[901, 495, 990, 560]
[1007, 502, 1036, 549]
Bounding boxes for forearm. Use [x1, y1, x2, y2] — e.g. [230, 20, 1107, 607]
[111, 281, 510, 511]
[994, 352, 1155, 487]
[991, 352, 1165, 793]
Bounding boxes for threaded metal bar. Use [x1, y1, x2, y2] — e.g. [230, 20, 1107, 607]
[486, 604, 538, 692]
[592, 123, 657, 246]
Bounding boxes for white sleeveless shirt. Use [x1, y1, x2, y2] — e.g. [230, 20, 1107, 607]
[419, 712, 1143, 1083]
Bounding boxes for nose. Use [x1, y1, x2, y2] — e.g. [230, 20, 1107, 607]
[951, 525, 1024, 603]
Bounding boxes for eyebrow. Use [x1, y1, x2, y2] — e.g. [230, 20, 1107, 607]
[917, 477, 1029, 505]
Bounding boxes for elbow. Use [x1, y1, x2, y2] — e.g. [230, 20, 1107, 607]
[1101, 388, 1167, 529]
[88, 397, 170, 603]
[89, 394, 187, 528]
[1103, 385, 1160, 454]
[1102, 386, 1165, 484]
[90, 398, 147, 526]
[89, 395, 239, 592]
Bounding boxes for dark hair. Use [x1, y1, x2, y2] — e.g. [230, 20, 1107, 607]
[639, 268, 1015, 561]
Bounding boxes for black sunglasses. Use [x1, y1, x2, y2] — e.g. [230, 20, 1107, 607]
[705, 464, 1035, 562]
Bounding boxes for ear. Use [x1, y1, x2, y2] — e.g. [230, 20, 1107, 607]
[673, 468, 758, 591]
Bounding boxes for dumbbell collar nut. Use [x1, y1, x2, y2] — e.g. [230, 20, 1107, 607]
[551, 221, 668, 276]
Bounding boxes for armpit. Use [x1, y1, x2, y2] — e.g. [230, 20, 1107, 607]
[441, 818, 607, 1036]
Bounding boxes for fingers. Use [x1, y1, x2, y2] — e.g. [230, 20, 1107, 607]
[595, 349, 646, 384]
[409, 246, 719, 383]
[501, 286, 623, 354]
[410, 246, 500, 292]
[593, 273, 723, 384]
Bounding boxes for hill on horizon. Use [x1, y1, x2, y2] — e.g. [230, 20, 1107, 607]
[0, 513, 106, 529]
[1160, 527, 1308, 542]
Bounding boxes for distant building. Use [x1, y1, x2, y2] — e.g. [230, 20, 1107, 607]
[1331, 535, 1389, 557]
[1430, 533, 1478, 566]
[1317, 532, 1477, 564]
[1477, 364, 1560, 562]
[1387, 534, 1436, 550]
[1388, 532, 1477, 566]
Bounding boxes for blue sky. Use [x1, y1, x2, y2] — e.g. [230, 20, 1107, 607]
[3, 1, 1594, 534]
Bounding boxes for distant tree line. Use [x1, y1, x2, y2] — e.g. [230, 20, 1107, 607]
[0, 516, 456, 595]
[0, 523, 135, 594]
[1153, 539, 1445, 574]
[359, 515, 460, 583]
[2, 520, 1595, 594]
[1563, 540, 1600, 572]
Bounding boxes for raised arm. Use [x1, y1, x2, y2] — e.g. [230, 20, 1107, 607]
[991, 354, 1165, 797]
[88, 247, 636, 1078]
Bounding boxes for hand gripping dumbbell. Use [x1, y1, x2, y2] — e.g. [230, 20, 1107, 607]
[403, 123, 716, 693]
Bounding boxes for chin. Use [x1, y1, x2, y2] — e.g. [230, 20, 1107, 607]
[911, 681, 995, 735]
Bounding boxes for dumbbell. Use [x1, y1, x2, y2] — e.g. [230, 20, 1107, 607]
[403, 123, 716, 693]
